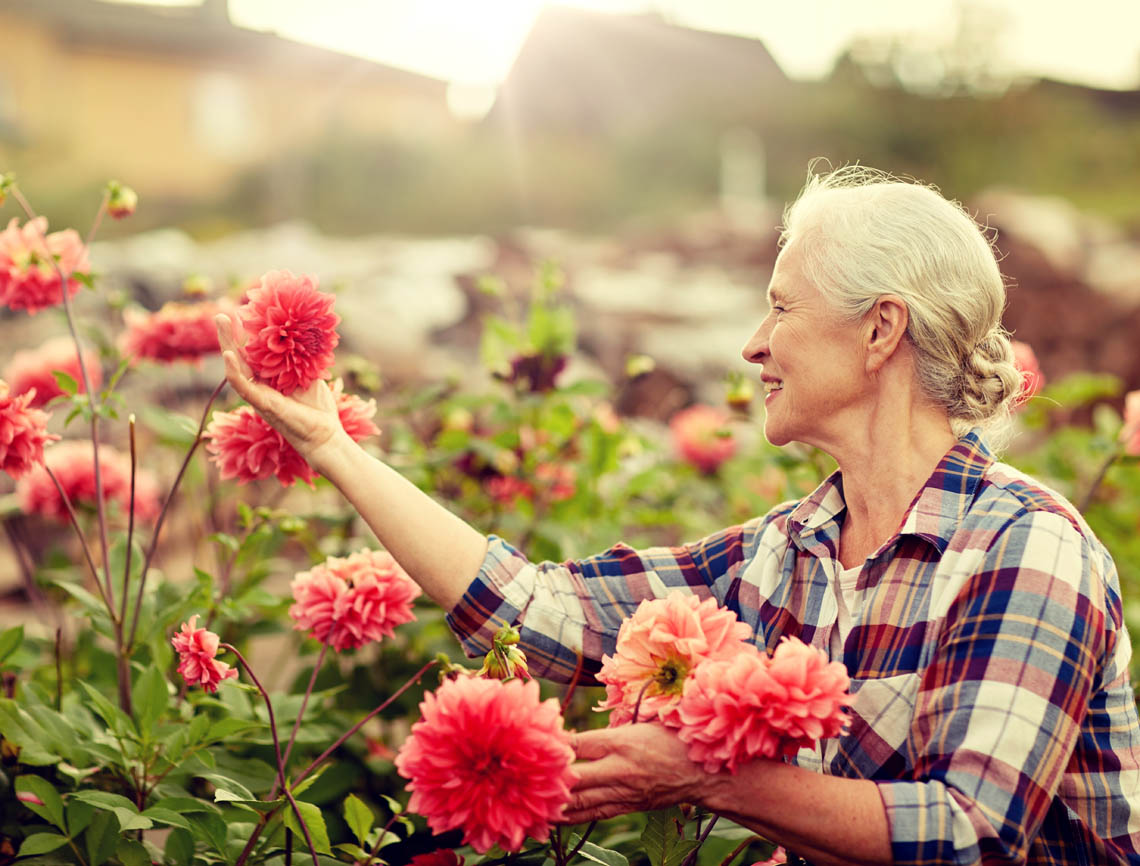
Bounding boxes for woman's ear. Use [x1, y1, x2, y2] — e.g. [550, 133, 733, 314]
[864, 295, 909, 374]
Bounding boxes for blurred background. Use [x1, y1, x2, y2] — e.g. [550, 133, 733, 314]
[2, 0, 1140, 405]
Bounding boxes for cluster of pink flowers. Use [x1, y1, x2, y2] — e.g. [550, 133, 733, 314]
[289, 549, 420, 652]
[598, 591, 850, 774]
[240, 270, 340, 395]
[670, 404, 736, 474]
[17, 440, 160, 523]
[0, 379, 59, 479]
[1121, 390, 1140, 457]
[395, 676, 575, 853]
[171, 615, 239, 693]
[120, 299, 233, 365]
[1011, 340, 1045, 408]
[0, 217, 90, 315]
[3, 336, 102, 407]
[205, 379, 378, 487]
[485, 462, 577, 505]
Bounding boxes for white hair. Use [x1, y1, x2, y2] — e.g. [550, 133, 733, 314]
[780, 164, 1022, 451]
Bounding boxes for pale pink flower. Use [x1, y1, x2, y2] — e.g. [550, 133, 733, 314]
[290, 549, 420, 651]
[120, 300, 232, 365]
[1120, 390, 1140, 457]
[240, 270, 340, 395]
[677, 637, 850, 772]
[3, 336, 102, 407]
[670, 405, 736, 473]
[171, 615, 239, 693]
[204, 405, 316, 487]
[331, 378, 380, 441]
[596, 592, 754, 726]
[1011, 340, 1045, 408]
[395, 676, 575, 853]
[17, 440, 158, 522]
[0, 217, 90, 315]
[0, 380, 60, 479]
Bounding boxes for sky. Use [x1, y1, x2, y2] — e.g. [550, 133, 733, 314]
[126, 0, 1140, 92]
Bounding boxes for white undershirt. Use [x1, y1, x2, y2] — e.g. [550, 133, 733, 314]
[822, 563, 863, 768]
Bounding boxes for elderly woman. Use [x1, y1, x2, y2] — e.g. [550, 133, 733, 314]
[217, 166, 1140, 865]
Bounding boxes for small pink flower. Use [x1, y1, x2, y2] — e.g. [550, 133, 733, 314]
[16, 791, 46, 807]
[0, 380, 60, 479]
[486, 475, 534, 504]
[751, 848, 788, 866]
[17, 440, 159, 522]
[535, 462, 576, 502]
[0, 217, 90, 315]
[1011, 340, 1045, 408]
[120, 300, 232, 365]
[240, 270, 340, 395]
[331, 378, 380, 441]
[670, 405, 736, 474]
[1120, 390, 1140, 457]
[410, 851, 465, 866]
[171, 615, 239, 693]
[677, 637, 850, 772]
[596, 592, 754, 726]
[395, 676, 575, 853]
[204, 405, 316, 487]
[290, 549, 420, 651]
[3, 336, 102, 407]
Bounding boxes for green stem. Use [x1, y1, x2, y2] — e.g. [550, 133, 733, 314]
[1078, 447, 1122, 513]
[716, 836, 762, 866]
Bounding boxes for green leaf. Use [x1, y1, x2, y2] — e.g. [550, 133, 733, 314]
[52, 370, 79, 396]
[0, 699, 62, 764]
[336, 843, 371, 860]
[18, 833, 70, 857]
[75, 679, 137, 739]
[189, 811, 229, 855]
[15, 775, 66, 830]
[206, 717, 263, 741]
[72, 790, 153, 831]
[85, 810, 121, 866]
[283, 799, 333, 855]
[198, 773, 255, 801]
[133, 665, 169, 737]
[568, 837, 629, 866]
[117, 838, 150, 866]
[150, 795, 220, 814]
[343, 794, 374, 846]
[641, 808, 699, 866]
[67, 800, 95, 837]
[165, 828, 195, 866]
[141, 806, 193, 831]
[0, 624, 23, 665]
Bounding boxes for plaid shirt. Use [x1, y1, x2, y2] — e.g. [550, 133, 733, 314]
[448, 431, 1140, 865]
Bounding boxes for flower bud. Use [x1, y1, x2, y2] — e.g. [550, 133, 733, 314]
[0, 173, 14, 206]
[625, 354, 656, 378]
[106, 180, 138, 219]
[443, 407, 474, 433]
[182, 273, 213, 297]
[478, 643, 530, 681]
[725, 375, 754, 413]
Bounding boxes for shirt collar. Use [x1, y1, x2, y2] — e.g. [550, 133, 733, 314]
[786, 429, 994, 556]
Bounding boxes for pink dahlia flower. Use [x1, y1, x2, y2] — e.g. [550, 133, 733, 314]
[485, 474, 533, 504]
[1011, 340, 1045, 408]
[0, 217, 90, 315]
[120, 300, 232, 365]
[677, 636, 850, 772]
[240, 270, 340, 395]
[331, 378, 380, 441]
[596, 592, 754, 726]
[1120, 390, 1140, 457]
[17, 440, 159, 522]
[290, 549, 420, 651]
[751, 848, 788, 866]
[171, 615, 239, 693]
[204, 405, 316, 487]
[0, 380, 60, 479]
[395, 676, 575, 853]
[3, 336, 102, 407]
[670, 405, 736, 474]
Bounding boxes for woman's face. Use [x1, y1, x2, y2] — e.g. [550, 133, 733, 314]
[740, 244, 869, 450]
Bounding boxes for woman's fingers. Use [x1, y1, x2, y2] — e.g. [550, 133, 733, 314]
[215, 313, 254, 379]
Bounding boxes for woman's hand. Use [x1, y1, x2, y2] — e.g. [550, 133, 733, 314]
[564, 723, 710, 823]
[214, 313, 349, 471]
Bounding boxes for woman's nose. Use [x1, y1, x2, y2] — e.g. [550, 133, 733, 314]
[741, 325, 768, 364]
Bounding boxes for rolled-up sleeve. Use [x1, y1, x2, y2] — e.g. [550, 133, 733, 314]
[879, 510, 1107, 865]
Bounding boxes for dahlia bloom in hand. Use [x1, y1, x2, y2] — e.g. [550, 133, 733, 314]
[17, 440, 159, 521]
[171, 615, 239, 693]
[331, 378, 380, 441]
[290, 549, 420, 651]
[596, 592, 754, 726]
[670, 404, 736, 473]
[395, 676, 575, 853]
[0, 380, 59, 479]
[3, 336, 102, 407]
[205, 405, 317, 487]
[1011, 340, 1045, 408]
[120, 300, 232, 364]
[0, 217, 90, 315]
[240, 269, 340, 395]
[676, 636, 850, 772]
[1120, 390, 1140, 457]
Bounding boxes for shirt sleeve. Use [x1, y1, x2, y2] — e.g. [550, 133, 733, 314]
[445, 517, 767, 682]
[878, 509, 1109, 865]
